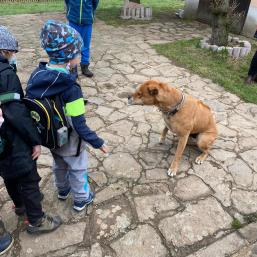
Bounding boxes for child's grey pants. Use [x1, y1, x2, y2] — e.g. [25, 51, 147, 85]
[52, 150, 90, 202]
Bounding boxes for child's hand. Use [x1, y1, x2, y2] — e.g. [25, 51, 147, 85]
[100, 144, 108, 154]
[32, 145, 41, 160]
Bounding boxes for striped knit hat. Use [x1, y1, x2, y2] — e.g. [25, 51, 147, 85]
[0, 26, 18, 52]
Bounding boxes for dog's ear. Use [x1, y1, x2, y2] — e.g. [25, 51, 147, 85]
[148, 87, 158, 96]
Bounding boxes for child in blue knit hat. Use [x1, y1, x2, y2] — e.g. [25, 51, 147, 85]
[26, 20, 108, 212]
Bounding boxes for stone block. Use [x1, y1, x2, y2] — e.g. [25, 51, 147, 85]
[232, 47, 241, 58]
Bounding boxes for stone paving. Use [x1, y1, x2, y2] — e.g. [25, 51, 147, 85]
[0, 13, 257, 257]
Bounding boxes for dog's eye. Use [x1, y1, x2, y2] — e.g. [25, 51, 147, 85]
[137, 92, 142, 98]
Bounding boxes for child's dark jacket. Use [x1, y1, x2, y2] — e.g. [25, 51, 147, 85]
[0, 56, 41, 179]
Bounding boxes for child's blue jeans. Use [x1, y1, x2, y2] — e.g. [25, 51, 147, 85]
[69, 22, 93, 65]
[52, 150, 90, 202]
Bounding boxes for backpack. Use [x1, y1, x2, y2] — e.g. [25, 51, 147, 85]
[23, 95, 69, 150]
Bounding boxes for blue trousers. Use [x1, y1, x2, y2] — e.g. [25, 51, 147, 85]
[69, 22, 93, 65]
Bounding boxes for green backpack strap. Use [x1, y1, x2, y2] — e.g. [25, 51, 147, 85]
[0, 92, 21, 105]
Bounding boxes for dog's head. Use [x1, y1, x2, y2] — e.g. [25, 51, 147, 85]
[128, 80, 166, 106]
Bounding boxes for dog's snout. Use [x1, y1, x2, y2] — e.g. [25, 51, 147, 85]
[128, 95, 132, 100]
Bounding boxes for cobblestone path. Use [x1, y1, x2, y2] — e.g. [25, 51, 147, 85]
[0, 13, 257, 257]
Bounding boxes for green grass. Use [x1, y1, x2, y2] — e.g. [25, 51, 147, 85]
[0, 2, 64, 15]
[153, 38, 257, 104]
[231, 219, 243, 230]
[0, 0, 185, 26]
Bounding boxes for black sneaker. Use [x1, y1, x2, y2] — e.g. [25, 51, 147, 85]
[81, 64, 94, 78]
[0, 233, 13, 255]
[73, 191, 95, 212]
[26, 214, 62, 234]
[58, 188, 71, 200]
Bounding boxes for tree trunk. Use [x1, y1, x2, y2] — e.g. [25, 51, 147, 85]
[211, 0, 229, 46]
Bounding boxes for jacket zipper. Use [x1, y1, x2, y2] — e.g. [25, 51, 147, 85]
[79, 0, 83, 24]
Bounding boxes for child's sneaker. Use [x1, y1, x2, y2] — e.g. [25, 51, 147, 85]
[0, 233, 13, 255]
[58, 188, 71, 200]
[26, 214, 62, 234]
[73, 192, 95, 212]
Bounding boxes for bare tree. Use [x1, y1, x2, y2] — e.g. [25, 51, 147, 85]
[210, 0, 245, 46]
[210, 0, 230, 46]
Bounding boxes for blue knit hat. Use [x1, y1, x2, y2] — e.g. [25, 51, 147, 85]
[0, 26, 18, 52]
[40, 20, 83, 64]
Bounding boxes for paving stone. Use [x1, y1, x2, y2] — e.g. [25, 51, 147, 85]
[210, 149, 237, 162]
[126, 74, 148, 83]
[103, 153, 141, 180]
[111, 225, 168, 257]
[0, 201, 18, 233]
[187, 233, 246, 257]
[192, 162, 232, 207]
[89, 243, 102, 257]
[145, 168, 168, 180]
[159, 197, 233, 247]
[95, 106, 114, 117]
[139, 151, 164, 169]
[239, 223, 257, 243]
[37, 153, 53, 167]
[134, 193, 179, 221]
[95, 181, 128, 204]
[240, 149, 257, 172]
[93, 199, 132, 240]
[140, 68, 160, 76]
[238, 136, 257, 151]
[20, 222, 86, 257]
[107, 120, 134, 137]
[45, 246, 78, 257]
[87, 117, 105, 131]
[132, 183, 170, 195]
[98, 132, 124, 146]
[112, 64, 135, 74]
[174, 175, 211, 201]
[88, 171, 107, 187]
[228, 159, 253, 187]
[231, 243, 257, 257]
[231, 189, 257, 214]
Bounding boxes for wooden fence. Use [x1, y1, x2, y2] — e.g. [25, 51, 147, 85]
[0, 0, 63, 3]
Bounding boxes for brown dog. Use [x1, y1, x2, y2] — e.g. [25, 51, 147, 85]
[128, 80, 218, 177]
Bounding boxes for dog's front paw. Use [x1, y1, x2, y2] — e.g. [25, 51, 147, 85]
[195, 156, 204, 165]
[167, 168, 176, 177]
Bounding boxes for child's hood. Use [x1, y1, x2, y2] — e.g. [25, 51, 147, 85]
[26, 62, 75, 99]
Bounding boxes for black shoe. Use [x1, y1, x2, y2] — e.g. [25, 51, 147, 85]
[0, 233, 13, 255]
[27, 214, 62, 234]
[81, 64, 94, 77]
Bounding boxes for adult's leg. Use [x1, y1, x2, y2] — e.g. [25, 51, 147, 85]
[248, 51, 257, 78]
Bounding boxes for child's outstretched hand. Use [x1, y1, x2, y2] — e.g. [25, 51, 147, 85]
[32, 145, 41, 160]
[100, 144, 108, 154]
